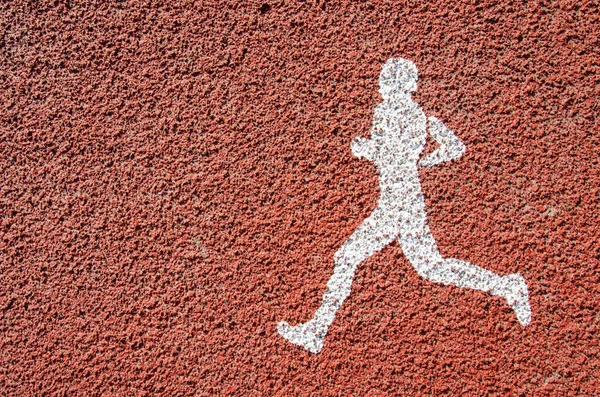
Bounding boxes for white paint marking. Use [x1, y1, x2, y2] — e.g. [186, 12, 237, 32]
[278, 58, 531, 354]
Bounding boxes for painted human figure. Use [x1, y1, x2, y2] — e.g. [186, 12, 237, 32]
[278, 58, 532, 354]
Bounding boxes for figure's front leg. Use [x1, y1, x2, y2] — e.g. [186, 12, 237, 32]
[278, 207, 397, 354]
[351, 137, 376, 160]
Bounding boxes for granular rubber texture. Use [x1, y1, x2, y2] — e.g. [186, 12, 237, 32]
[1, 0, 599, 396]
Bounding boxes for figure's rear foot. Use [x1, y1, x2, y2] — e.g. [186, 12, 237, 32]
[277, 320, 325, 354]
[495, 274, 532, 326]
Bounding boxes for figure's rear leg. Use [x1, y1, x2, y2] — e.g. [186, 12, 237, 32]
[490, 273, 531, 326]
[278, 207, 397, 353]
[399, 224, 531, 326]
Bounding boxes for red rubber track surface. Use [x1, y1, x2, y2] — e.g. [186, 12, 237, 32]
[1, 1, 599, 395]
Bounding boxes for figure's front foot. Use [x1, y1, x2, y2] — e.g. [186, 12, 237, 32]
[496, 274, 532, 326]
[277, 320, 325, 354]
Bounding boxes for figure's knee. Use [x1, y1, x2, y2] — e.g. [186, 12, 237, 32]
[336, 228, 396, 267]
[333, 238, 369, 267]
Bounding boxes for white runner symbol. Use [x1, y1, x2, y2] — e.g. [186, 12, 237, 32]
[278, 58, 532, 354]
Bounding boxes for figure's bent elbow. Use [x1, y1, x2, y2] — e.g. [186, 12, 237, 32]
[454, 139, 467, 158]
[455, 140, 466, 158]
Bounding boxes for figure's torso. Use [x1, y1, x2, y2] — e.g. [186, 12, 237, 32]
[370, 98, 427, 182]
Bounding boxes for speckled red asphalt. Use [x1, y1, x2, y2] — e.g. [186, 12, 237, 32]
[1, 1, 599, 395]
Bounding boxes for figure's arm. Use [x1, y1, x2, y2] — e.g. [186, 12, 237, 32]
[351, 136, 376, 160]
[352, 107, 384, 160]
[419, 116, 466, 168]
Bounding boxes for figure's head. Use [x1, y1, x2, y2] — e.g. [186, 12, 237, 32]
[378, 58, 418, 99]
